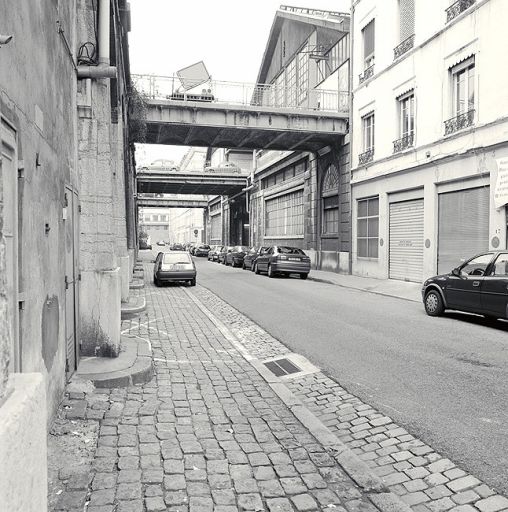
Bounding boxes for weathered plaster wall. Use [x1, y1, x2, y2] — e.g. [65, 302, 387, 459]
[0, 0, 78, 414]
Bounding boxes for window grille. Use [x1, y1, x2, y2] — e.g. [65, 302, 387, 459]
[265, 190, 304, 237]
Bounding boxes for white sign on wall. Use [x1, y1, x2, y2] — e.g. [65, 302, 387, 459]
[494, 157, 508, 209]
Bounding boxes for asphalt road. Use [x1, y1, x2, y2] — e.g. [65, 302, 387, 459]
[187, 254, 508, 495]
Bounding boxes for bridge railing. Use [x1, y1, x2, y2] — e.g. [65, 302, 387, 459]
[132, 74, 348, 113]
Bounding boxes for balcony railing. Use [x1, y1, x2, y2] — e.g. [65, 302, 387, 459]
[446, 0, 475, 23]
[131, 74, 348, 113]
[358, 148, 374, 165]
[393, 133, 415, 153]
[444, 109, 475, 135]
[394, 35, 415, 60]
[359, 65, 374, 84]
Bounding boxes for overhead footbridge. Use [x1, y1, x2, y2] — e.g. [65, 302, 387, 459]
[136, 195, 209, 208]
[132, 75, 349, 152]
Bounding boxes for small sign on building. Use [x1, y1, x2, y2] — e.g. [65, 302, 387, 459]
[494, 158, 508, 209]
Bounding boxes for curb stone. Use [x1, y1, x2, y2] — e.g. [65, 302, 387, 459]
[183, 287, 411, 512]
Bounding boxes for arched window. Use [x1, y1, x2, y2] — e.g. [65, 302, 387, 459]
[322, 164, 340, 235]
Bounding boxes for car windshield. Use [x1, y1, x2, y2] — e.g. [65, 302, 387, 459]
[201, 245, 210, 249]
[163, 253, 191, 264]
[278, 246, 305, 255]
[248, 247, 258, 253]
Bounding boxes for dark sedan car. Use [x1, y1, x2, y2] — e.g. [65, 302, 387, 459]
[225, 246, 250, 267]
[422, 251, 508, 319]
[254, 246, 311, 279]
[243, 246, 267, 271]
[209, 245, 223, 262]
[153, 251, 196, 286]
[170, 243, 185, 251]
[194, 244, 211, 257]
[218, 246, 233, 264]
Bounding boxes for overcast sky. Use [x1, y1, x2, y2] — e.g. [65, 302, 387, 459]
[129, 0, 351, 165]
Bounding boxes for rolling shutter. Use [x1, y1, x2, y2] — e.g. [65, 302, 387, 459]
[438, 187, 490, 274]
[389, 199, 424, 282]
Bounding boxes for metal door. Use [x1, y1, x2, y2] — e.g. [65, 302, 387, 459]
[1, 122, 19, 371]
[389, 199, 424, 282]
[64, 186, 79, 377]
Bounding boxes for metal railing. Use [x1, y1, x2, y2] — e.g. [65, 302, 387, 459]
[444, 109, 475, 135]
[131, 74, 348, 113]
[358, 148, 374, 165]
[446, 0, 475, 23]
[279, 5, 350, 19]
[359, 65, 374, 84]
[393, 133, 415, 153]
[394, 35, 415, 60]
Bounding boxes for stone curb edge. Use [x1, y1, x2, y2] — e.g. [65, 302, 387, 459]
[121, 297, 147, 317]
[306, 276, 420, 304]
[183, 287, 413, 512]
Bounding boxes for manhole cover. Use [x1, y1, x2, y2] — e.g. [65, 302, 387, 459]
[264, 358, 302, 377]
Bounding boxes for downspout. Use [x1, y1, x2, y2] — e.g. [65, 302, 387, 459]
[348, 0, 355, 275]
[77, 0, 117, 79]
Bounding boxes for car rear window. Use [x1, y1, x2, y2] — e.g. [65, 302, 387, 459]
[278, 246, 305, 255]
[163, 253, 191, 264]
[200, 245, 210, 249]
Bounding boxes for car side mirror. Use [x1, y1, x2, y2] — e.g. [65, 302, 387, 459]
[451, 267, 460, 277]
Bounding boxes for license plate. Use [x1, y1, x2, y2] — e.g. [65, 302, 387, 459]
[288, 257, 300, 261]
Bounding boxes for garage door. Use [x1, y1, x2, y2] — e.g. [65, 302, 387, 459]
[438, 187, 489, 274]
[389, 199, 424, 282]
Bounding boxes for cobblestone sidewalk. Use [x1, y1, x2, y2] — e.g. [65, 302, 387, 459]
[48, 274, 398, 512]
[192, 286, 508, 512]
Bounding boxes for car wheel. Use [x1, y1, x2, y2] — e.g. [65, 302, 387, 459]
[154, 276, 161, 287]
[424, 289, 444, 316]
[268, 264, 275, 278]
[242, 262, 246, 270]
[189, 279, 196, 287]
[300, 273, 308, 280]
[254, 263, 260, 274]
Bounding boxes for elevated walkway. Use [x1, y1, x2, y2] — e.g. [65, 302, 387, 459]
[136, 196, 209, 208]
[133, 75, 349, 152]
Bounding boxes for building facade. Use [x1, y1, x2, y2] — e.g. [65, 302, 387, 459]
[139, 207, 170, 244]
[214, 6, 352, 272]
[350, 0, 508, 282]
[0, 1, 135, 507]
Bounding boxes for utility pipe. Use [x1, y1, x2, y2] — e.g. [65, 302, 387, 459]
[98, 0, 110, 65]
[77, 65, 117, 79]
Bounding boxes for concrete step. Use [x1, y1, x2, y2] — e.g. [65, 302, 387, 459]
[129, 280, 144, 290]
[121, 296, 146, 318]
[73, 337, 153, 388]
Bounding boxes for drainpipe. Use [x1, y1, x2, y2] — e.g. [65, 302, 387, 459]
[77, 0, 117, 79]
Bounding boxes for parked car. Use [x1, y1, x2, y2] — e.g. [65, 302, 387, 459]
[156, 240, 165, 246]
[139, 239, 152, 250]
[243, 246, 267, 271]
[422, 251, 508, 319]
[204, 161, 242, 174]
[153, 251, 196, 286]
[194, 244, 211, 257]
[225, 246, 250, 267]
[208, 245, 222, 261]
[170, 243, 184, 251]
[218, 246, 233, 264]
[254, 246, 311, 279]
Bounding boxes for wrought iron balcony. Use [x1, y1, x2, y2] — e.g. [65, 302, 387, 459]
[446, 0, 475, 23]
[358, 148, 374, 165]
[393, 133, 415, 153]
[444, 109, 475, 135]
[359, 65, 374, 84]
[394, 35, 415, 60]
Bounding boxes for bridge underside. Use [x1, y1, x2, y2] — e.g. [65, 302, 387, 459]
[143, 100, 348, 152]
[137, 172, 247, 196]
[137, 197, 209, 208]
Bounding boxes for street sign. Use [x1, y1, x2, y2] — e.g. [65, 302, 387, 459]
[194, 229, 198, 237]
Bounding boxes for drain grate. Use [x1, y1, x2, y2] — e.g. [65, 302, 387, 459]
[264, 358, 302, 377]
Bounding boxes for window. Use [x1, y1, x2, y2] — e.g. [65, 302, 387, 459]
[163, 253, 191, 264]
[357, 197, 379, 258]
[399, 0, 415, 42]
[399, 92, 415, 137]
[265, 190, 304, 237]
[452, 58, 475, 116]
[286, 57, 297, 106]
[297, 45, 309, 104]
[362, 20, 375, 69]
[318, 34, 350, 81]
[460, 253, 492, 276]
[362, 113, 375, 151]
[490, 254, 508, 276]
[322, 164, 340, 235]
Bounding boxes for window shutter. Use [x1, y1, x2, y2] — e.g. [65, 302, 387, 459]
[399, 0, 415, 41]
[363, 20, 375, 59]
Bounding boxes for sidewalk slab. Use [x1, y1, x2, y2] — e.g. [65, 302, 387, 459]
[308, 269, 422, 303]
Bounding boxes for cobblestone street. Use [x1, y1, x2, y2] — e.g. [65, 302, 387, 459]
[48, 270, 405, 512]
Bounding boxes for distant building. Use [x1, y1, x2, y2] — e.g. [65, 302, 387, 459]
[350, 0, 508, 282]
[139, 208, 170, 244]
